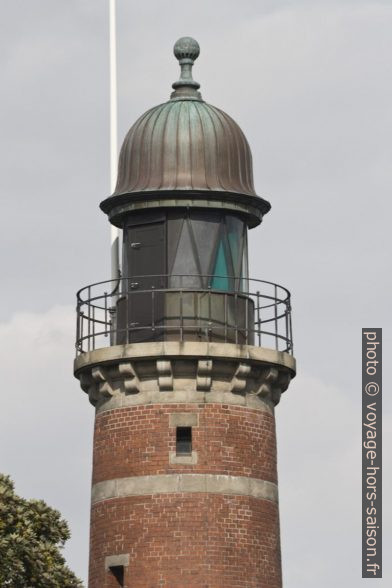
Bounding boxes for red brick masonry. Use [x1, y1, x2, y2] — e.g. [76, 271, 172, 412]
[89, 403, 281, 588]
[92, 404, 277, 484]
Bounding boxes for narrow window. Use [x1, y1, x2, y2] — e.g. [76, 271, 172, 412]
[109, 565, 124, 586]
[176, 426, 192, 455]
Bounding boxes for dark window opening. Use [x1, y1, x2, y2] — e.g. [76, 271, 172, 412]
[109, 565, 124, 586]
[176, 427, 192, 455]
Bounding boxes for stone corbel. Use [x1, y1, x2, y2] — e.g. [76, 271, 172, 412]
[91, 366, 115, 399]
[79, 372, 98, 405]
[156, 360, 173, 391]
[79, 362, 140, 405]
[256, 367, 291, 405]
[119, 362, 139, 394]
[196, 359, 212, 391]
[231, 362, 252, 394]
[79, 367, 115, 406]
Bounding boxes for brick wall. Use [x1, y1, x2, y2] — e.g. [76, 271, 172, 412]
[89, 403, 281, 587]
[92, 404, 277, 483]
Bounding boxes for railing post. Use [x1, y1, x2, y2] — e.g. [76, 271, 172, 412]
[80, 311, 84, 354]
[126, 278, 129, 345]
[180, 288, 184, 341]
[289, 302, 293, 355]
[87, 286, 91, 352]
[274, 284, 278, 351]
[224, 293, 228, 342]
[256, 291, 261, 347]
[234, 292, 238, 345]
[285, 300, 289, 353]
[92, 304, 95, 351]
[208, 285, 211, 341]
[151, 286, 155, 338]
[75, 302, 80, 357]
[245, 295, 249, 344]
[104, 292, 108, 337]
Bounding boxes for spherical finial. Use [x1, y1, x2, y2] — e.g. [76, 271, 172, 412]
[173, 37, 200, 63]
[171, 37, 201, 99]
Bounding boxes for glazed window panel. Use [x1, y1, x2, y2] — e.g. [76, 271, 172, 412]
[226, 215, 244, 277]
[189, 211, 221, 282]
[170, 219, 201, 287]
[167, 215, 184, 274]
[211, 239, 230, 290]
[241, 230, 249, 291]
[210, 216, 248, 292]
[167, 211, 249, 292]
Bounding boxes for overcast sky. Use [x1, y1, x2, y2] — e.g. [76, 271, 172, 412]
[0, 1, 391, 586]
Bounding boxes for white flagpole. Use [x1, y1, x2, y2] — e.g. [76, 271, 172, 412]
[110, 0, 120, 283]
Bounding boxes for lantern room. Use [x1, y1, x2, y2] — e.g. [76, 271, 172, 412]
[76, 37, 292, 353]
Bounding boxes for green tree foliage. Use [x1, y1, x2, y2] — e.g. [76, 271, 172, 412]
[0, 474, 83, 588]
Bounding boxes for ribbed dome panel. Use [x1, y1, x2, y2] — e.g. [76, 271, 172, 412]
[113, 100, 257, 198]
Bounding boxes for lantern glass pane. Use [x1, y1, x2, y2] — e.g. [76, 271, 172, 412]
[211, 240, 230, 290]
[190, 212, 220, 279]
[170, 219, 200, 287]
[226, 216, 243, 276]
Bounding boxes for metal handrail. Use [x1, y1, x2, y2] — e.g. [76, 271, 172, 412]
[77, 274, 291, 302]
[75, 274, 293, 356]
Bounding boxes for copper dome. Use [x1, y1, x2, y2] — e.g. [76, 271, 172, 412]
[101, 37, 270, 227]
[114, 97, 259, 197]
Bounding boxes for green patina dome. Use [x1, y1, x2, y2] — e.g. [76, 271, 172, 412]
[101, 38, 270, 227]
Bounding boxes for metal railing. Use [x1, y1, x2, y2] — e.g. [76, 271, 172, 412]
[75, 275, 293, 356]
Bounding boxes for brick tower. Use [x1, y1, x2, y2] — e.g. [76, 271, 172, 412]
[74, 37, 296, 588]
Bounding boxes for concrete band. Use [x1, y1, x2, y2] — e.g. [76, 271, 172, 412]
[91, 474, 278, 505]
[75, 340, 296, 374]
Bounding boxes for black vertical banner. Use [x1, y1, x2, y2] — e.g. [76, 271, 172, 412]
[362, 328, 382, 578]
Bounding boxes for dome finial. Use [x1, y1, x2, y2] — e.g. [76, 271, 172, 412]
[171, 37, 202, 100]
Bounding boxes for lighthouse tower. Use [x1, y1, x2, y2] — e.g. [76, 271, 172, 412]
[74, 37, 296, 588]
